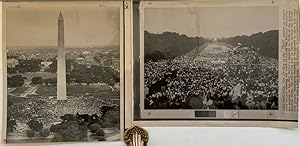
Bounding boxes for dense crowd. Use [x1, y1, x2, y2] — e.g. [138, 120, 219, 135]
[144, 45, 279, 110]
[8, 95, 119, 131]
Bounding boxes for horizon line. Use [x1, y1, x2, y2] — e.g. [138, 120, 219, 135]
[145, 29, 279, 39]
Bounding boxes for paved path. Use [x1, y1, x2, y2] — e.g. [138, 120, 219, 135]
[20, 85, 39, 97]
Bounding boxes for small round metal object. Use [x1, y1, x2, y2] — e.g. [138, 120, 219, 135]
[124, 125, 149, 146]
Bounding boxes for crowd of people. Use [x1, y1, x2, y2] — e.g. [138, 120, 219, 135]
[8, 95, 119, 132]
[144, 44, 279, 110]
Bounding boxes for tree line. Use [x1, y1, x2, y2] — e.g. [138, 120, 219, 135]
[220, 30, 279, 59]
[144, 30, 278, 61]
[8, 59, 42, 74]
[144, 31, 209, 61]
[8, 64, 119, 88]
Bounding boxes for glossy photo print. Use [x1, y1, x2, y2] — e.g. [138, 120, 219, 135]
[143, 7, 279, 110]
[134, 1, 298, 122]
[4, 2, 123, 143]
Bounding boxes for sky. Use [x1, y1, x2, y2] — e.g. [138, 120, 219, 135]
[144, 6, 278, 38]
[7, 6, 120, 48]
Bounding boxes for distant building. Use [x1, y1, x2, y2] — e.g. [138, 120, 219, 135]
[75, 56, 96, 68]
[75, 57, 85, 64]
[7, 58, 19, 68]
[85, 55, 94, 61]
[41, 61, 53, 67]
[82, 51, 90, 55]
[40, 61, 53, 72]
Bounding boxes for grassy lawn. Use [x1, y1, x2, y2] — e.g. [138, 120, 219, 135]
[35, 85, 57, 96]
[34, 85, 119, 98]
[10, 87, 29, 94]
[8, 95, 27, 103]
[67, 85, 119, 98]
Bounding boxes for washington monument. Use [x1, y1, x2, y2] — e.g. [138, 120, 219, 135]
[57, 11, 67, 100]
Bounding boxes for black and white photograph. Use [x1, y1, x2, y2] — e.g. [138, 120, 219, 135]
[6, 3, 122, 143]
[143, 6, 279, 110]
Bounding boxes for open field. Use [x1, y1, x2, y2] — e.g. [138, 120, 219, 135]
[10, 87, 29, 94]
[34, 85, 119, 98]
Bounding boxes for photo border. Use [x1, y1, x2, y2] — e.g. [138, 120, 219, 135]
[0, 0, 127, 144]
[125, 0, 299, 128]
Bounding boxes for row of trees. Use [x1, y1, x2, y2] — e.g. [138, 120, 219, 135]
[8, 59, 42, 74]
[7, 75, 57, 88]
[69, 64, 119, 86]
[144, 30, 278, 61]
[9, 64, 120, 87]
[31, 77, 57, 85]
[8, 53, 117, 75]
[144, 31, 209, 61]
[220, 30, 279, 59]
[8, 75, 26, 87]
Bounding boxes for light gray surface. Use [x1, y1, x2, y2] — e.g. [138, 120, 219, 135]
[14, 124, 300, 146]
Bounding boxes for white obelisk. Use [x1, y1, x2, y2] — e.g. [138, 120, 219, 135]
[57, 11, 67, 100]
